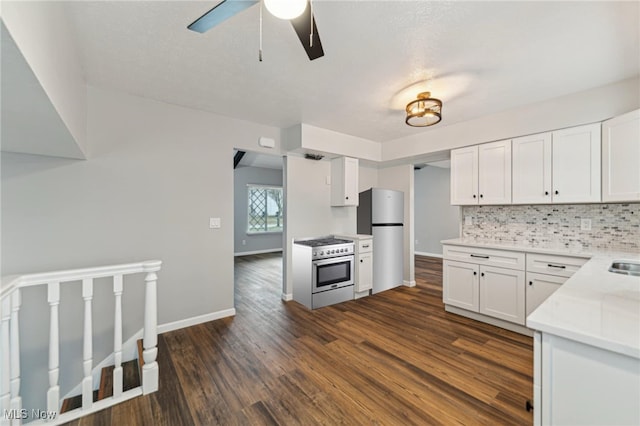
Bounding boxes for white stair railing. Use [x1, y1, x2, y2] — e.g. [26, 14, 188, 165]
[0, 260, 161, 426]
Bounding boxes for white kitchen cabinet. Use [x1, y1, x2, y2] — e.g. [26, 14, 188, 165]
[357, 252, 373, 293]
[478, 140, 512, 204]
[534, 332, 640, 426]
[450, 146, 478, 205]
[525, 253, 588, 317]
[512, 132, 552, 204]
[443, 244, 526, 326]
[330, 157, 359, 206]
[479, 265, 525, 325]
[551, 123, 601, 203]
[451, 140, 511, 205]
[355, 238, 373, 293]
[526, 273, 566, 317]
[443, 260, 479, 311]
[602, 109, 640, 202]
[512, 124, 601, 204]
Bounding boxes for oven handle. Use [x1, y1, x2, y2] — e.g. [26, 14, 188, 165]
[312, 255, 354, 266]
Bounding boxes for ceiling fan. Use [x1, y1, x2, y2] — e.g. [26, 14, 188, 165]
[187, 0, 324, 61]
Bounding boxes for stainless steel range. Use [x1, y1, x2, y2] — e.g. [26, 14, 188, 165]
[292, 236, 355, 309]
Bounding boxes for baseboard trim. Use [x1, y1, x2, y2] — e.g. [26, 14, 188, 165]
[234, 248, 283, 257]
[444, 305, 533, 336]
[158, 308, 237, 334]
[403, 280, 416, 287]
[415, 251, 443, 258]
[281, 293, 293, 301]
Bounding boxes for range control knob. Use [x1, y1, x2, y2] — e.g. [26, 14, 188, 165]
[320, 251, 324, 256]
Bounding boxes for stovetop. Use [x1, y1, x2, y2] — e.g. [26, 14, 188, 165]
[294, 237, 353, 247]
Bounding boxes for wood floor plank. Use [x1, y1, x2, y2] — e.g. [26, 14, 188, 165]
[63, 253, 533, 425]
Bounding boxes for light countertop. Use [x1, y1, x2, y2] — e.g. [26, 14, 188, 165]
[334, 234, 373, 241]
[442, 238, 640, 359]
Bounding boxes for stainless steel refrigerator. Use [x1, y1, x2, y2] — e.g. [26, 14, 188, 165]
[357, 188, 404, 294]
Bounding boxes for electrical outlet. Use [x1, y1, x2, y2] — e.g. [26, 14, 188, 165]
[580, 218, 592, 231]
[415, 239, 419, 245]
[242, 239, 246, 245]
[209, 217, 221, 229]
[464, 216, 473, 226]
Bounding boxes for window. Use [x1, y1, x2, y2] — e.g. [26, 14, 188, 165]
[247, 185, 284, 233]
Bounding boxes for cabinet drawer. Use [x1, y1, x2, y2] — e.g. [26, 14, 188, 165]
[358, 239, 373, 253]
[526, 253, 588, 278]
[443, 245, 525, 270]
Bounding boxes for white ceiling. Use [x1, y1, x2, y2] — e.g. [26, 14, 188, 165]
[63, 1, 639, 143]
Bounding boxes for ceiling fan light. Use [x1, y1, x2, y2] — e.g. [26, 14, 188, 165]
[264, 0, 307, 20]
[405, 92, 442, 127]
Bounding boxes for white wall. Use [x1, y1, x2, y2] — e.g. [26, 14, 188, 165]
[1, 85, 281, 412]
[378, 164, 415, 286]
[382, 77, 640, 161]
[2, 2, 87, 156]
[414, 166, 460, 256]
[282, 156, 358, 297]
[234, 165, 283, 255]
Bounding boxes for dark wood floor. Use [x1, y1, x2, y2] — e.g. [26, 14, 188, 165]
[66, 254, 533, 425]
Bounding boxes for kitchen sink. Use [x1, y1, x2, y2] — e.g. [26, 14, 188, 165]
[609, 261, 640, 277]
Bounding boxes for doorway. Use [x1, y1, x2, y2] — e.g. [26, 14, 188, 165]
[233, 149, 285, 307]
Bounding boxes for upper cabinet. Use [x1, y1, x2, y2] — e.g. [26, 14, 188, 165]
[551, 123, 601, 203]
[512, 123, 601, 204]
[331, 157, 359, 206]
[512, 132, 552, 204]
[451, 140, 512, 205]
[602, 109, 640, 202]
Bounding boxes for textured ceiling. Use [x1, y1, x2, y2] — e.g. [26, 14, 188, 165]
[64, 1, 639, 143]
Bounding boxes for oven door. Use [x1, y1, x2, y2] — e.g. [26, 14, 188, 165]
[312, 255, 354, 294]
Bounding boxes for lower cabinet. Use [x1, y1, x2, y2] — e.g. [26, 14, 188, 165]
[480, 266, 525, 325]
[357, 251, 373, 292]
[443, 260, 479, 311]
[534, 331, 640, 425]
[443, 259, 525, 325]
[526, 273, 566, 316]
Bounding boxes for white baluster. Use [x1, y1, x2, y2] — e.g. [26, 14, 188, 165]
[10, 290, 22, 425]
[142, 264, 159, 394]
[1, 296, 11, 426]
[112, 275, 123, 399]
[82, 279, 93, 409]
[47, 282, 60, 416]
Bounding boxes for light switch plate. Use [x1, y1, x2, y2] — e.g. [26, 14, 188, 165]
[325, 175, 331, 185]
[210, 217, 221, 229]
[464, 216, 473, 226]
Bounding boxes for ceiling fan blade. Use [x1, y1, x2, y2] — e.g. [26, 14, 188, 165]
[290, 2, 324, 60]
[188, 0, 258, 33]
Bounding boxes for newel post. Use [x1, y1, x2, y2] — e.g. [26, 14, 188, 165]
[142, 261, 161, 394]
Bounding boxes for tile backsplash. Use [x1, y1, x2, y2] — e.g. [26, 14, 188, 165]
[462, 203, 640, 251]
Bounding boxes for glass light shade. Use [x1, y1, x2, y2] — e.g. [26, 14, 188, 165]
[405, 92, 442, 127]
[264, 0, 307, 20]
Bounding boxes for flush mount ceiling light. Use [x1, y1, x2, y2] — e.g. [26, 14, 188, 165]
[264, 0, 307, 20]
[405, 92, 442, 127]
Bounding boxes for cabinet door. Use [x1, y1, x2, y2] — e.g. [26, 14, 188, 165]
[356, 252, 373, 292]
[331, 157, 359, 206]
[451, 146, 478, 205]
[478, 140, 512, 204]
[512, 133, 552, 204]
[479, 266, 525, 325]
[526, 272, 566, 316]
[443, 260, 479, 311]
[552, 124, 601, 203]
[343, 157, 360, 206]
[602, 109, 640, 202]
